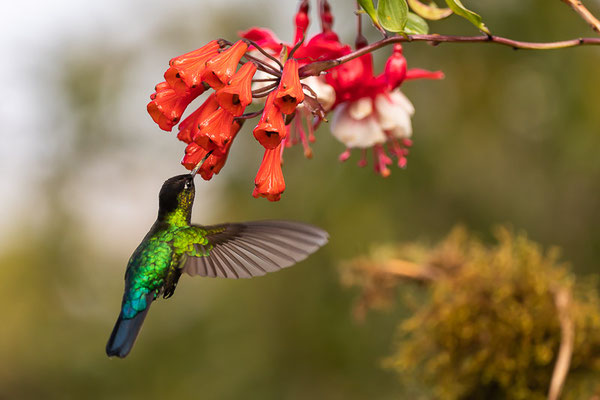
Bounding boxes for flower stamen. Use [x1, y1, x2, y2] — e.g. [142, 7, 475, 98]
[242, 38, 284, 69]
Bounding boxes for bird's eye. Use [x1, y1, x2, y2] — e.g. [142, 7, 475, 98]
[185, 180, 193, 190]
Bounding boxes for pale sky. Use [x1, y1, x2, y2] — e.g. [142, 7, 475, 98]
[0, 0, 346, 252]
[1, 0, 264, 250]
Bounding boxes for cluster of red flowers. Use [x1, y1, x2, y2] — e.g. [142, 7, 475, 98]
[148, 38, 299, 201]
[147, 0, 444, 200]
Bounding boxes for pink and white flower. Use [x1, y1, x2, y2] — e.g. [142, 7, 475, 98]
[327, 44, 443, 176]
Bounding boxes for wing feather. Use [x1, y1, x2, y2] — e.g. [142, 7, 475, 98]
[217, 244, 254, 278]
[183, 220, 328, 279]
[212, 247, 240, 279]
[221, 242, 268, 276]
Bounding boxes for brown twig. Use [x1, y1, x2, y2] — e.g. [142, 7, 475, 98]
[251, 82, 278, 96]
[252, 78, 278, 82]
[288, 35, 305, 60]
[235, 109, 264, 120]
[561, 0, 600, 34]
[548, 287, 575, 400]
[379, 259, 439, 282]
[243, 53, 281, 77]
[299, 34, 600, 77]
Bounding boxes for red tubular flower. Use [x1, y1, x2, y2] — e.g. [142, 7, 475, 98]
[294, 0, 309, 43]
[384, 44, 407, 90]
[319, 0, 334, 33]
[215, 62, 257, 116]
[147, 82, 205, 131]
[199, 121, 241, 179]
[169, 40, 220, 90]
[293, 32, 351, 62]
[177, 94, 219, 144]
[196, 108, 235, 150]
[252, 143, 285, 202]
[238, 0, 350, 68]
[238, 0, 350, 164]
[202, 41, 249, 89]
[163, 67, 190, 95]
[253, 91, 286, 149]
[274, 59, 304, 114]
[181, 121, 242, 180]
[181, 142, 209, 171]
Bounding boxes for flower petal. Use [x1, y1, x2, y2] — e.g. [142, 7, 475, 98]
[169, 40, 220, 90]
[147, 82, 205, 131]
[326, 54, 385, 106]
[202, 41, 249, 89]
[295, 32, 351, 63]
[197, 108, 235, 149]
[274, 59, 304, 115]
[331, 103, 386, 148]
[374, 91, 414, 138]
[238, 27, 284, 54]
[183, 121, 242, 180]
[253, 92, 286, 149]
[215, 62, 257, 116]
[301, 76, 336, 112]
[177, 94, 219, 144]
[253, 143, 285, 201]
[348, 97, 373, 120]
[406, 68, 445, 81]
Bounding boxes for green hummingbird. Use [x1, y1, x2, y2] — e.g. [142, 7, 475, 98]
[106, 170, 328, 358]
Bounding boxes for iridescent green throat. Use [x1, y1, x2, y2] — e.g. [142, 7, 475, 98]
[164, 190, 194, 227]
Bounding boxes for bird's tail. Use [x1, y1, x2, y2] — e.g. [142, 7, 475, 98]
[106, 295, 153, 358]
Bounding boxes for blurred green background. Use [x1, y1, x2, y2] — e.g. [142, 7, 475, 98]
[1, 0, 599, 398]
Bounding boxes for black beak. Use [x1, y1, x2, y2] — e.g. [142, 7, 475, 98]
[189, 150, 214, 178]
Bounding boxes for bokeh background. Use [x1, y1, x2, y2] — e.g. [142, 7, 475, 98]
[1, 0, 599, 398]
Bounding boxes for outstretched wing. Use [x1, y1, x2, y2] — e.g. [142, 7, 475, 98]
[183, 220, 328, 279]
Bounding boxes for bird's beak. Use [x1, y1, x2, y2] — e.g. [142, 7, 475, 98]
[190, 162, 202, 178]
[189, 150, 214, 179]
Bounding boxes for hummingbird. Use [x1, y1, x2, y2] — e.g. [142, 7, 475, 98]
[106, 168, 328, 358]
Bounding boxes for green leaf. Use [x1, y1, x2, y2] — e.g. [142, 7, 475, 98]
[403, 12, 429, 35]
[358, 0, 382, 29]
[407, 0, 453, 21]
[444, 0, 490, 34]
[377, 0, 409, 32]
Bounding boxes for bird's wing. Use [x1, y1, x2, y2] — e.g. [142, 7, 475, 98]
[182, 220, 328, 279]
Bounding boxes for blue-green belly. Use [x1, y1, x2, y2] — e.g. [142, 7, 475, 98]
[121, 227, 211, 319]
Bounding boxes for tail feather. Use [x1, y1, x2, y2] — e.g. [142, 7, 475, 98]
[106, 296, 153, 358]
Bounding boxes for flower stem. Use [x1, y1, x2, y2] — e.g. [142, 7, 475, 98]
[252, 82, 278, 96]
[243, 53, 281, 77]
[560, 0, 600, 34]
[299, 34, 600, 77]
[242, 38, 284, 69]
[235, 109, 264, 120]
[252, 78, 279, 82]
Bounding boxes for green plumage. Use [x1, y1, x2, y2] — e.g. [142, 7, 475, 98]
[106, 173, 328, 358]
[122, 228, 204, 318]
[122, 186, 215, 319]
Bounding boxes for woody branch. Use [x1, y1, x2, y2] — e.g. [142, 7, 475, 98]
[560, 0, 600, 34]
[299, 34, 600, 77]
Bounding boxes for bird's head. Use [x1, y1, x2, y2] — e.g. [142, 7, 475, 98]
[158, 174, 195, 217]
